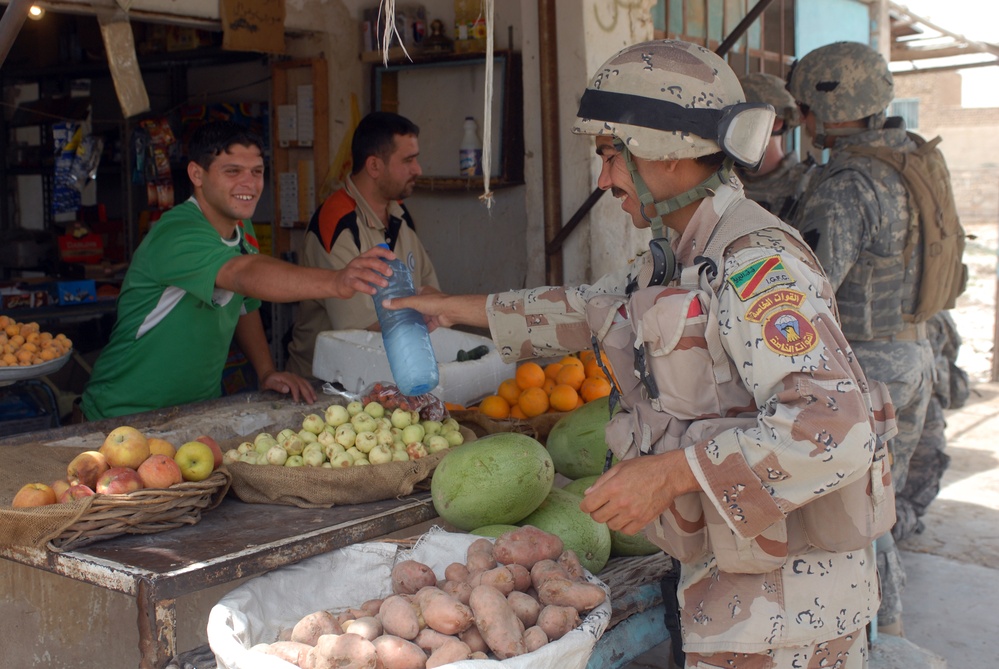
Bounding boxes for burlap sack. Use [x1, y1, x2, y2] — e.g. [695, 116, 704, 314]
[222, 426, 478, 508]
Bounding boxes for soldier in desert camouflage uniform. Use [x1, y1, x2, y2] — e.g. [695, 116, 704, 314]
[894, 310, 969, 541]
[788, 41, 936, 636]
[388, 40, 890, 667]
[736, 72, 814, 221]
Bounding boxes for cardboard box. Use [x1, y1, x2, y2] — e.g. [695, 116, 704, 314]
[57, 280, 97, 306]
[0, 283, 52, 310]
[58, 233, 104, 264]
[312, 327, 512, 406]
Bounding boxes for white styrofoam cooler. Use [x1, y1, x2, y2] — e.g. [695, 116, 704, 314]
[312, 327, 513, 406]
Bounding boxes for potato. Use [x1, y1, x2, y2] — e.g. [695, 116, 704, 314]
[492, 525, 564, 569]
[440, 579, 473, 605]
[537, 604, 581, 641]
[372, 635, 428, 669]
[468, 565, 515, 595]
[341, 616, 382, 641]
[360, 598, 384, 617]
[426, 638, 472, 668]
[415, 586, 474, 635]
[379, 595, 423, 640]
[413, 628, 454, 654]
[291, 610, 342, 646]
[335, 607, 368, 629]
[507, 590, 542, 627]
[392, 559, 439, 595]
[306, 633, 377, 669]
[557, 549, 587, 581]
[537, 577, 607, 613]
[444, 562, 470, 583]
[530, 559, 572, 591]
[252, 641, 312, 666]
[507, 563, 532, 592]
[468, 584, 527, 659]
[523, 625, 549, 652]
[458, 624, 489, 654]
[465, 538, 497, 574]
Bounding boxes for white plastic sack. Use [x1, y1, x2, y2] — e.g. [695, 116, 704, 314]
[208, 527, 611, 669]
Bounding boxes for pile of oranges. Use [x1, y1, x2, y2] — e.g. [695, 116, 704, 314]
[476, 350, 613, 420]
[0, 315, 73, 368]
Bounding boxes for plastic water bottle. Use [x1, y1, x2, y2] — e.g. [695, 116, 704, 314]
[371, 244, 440, 396]
[459, 116, 482, 176]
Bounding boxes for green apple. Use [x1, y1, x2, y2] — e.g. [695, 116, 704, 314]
[254, 434, 277, 455]
[421, 420, 443, 436]
[223, 449, 242, 465]
[368, 443, 393, 464]
[346, 447, 364, 461]
[282, 435, 305, 456]
[364, 401, 385, 419]
[301, 413, 325, 435]
[334, 424, 356, 447]
[346, 401, 364, 416]
[354, 431, 377, 454]
[285, 455, 305, 467]
[324, 442, 346, 461]
[302, 443, 326, 467]
[236, 441, 254, 455]
[375, 417, 393, 432]
[175, 440, 216, 481]
[406, 442, 428, 460]
[322, 462, 333, 468]
[441, 418, 460, 434]
[277, 428, 297, 443]
[265, 445, 288, 466]
[239, 452, 259, 464]
[375, 429, 395, 447]
[325, 404, 351, 427]
[445, 429, 465, 447]
[350, 412, 377, 434]
[409, 410, 421, 425]
[391, 449, 410, 462]
[353, 457, 370, 466]
[426, 435, 450, 453]
[298, 429, 319, 444]
[318, 427, 338, 447]
[330, 452, 353, 468]
[401, 424, 425, 445]
[390, 408, 413, 429]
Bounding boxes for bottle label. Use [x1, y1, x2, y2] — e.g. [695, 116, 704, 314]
[457, 23, 469, 40]
[459, 149, 482, 176]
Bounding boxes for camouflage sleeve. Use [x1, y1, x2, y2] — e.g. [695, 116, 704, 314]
[485, 264, 636, 363]
[684, 246, 877, 540]
[795, 170, 879, 291]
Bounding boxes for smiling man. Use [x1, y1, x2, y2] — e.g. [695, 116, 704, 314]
[81, 121, 394, 421]
[286, 112, 440, 379]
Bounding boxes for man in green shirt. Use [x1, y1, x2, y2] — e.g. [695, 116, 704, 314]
[81, 121, 393, 421]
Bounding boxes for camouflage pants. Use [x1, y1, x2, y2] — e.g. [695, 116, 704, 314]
[684, 627, 867, 668]
[853, 340, 933, 627]
[893, 397, 950, 542]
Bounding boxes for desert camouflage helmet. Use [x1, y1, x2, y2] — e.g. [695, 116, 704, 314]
[573, 40, 773, 166]
[787, 41, 894, 124]
[739, 72, 801, 130]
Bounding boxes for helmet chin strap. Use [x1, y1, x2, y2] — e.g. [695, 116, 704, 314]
[616, 140, 733, 238]
[811, 112, 886, 150]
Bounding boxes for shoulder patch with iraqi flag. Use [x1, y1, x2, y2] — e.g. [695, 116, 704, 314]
[727, 255, 795, 301]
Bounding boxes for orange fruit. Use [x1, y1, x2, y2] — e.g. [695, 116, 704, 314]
[509, 404, 528, 420]
[515, 362, 546, 390]
[444, 401, 466, 412]
[549, 384, 579, 412]
[578, 349, 596, 363]
[580, 376, 612, 403]
[559, 355, 584, 370]
[542, 377, 557, 396]
[575, 395, 586, 409]
[543, 362, 564, 381]
[518, 387, 550, 417]
[583, 360, 607, 380]
[555, 364, 585, 391]
[479, 395, 511, 420]
[497, 378, 522, 406]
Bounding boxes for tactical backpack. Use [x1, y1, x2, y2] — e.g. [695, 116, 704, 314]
[844, 132, 967, 322]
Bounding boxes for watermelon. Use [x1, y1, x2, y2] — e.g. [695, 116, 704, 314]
[561, 474, 599, 498]
[519, 487, 612, 574]
[469, 524, 520, 538]
[561, 476, 660, 557]
[431, 432, 554, 531]
[545, 397, 616, 479]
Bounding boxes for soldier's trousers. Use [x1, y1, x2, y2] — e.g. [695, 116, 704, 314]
[683, 626, 867, 668]
[894, 396, 950, 542]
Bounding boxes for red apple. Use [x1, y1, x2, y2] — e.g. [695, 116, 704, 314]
[67, 450, 110, 489]
[195, 435, 224, 470]
[174, 441, 215, 482]
[50, 479, 72, 500]
[12, 483, 57, 508]
[147, 437, 177, 459]
[58, 484, 96, 503]
[95, 466, 144, 495]
[99, 426, 150, 469]
[137, 454, 184, 489]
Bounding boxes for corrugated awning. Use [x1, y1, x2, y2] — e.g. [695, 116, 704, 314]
[890, 1, 999, 73]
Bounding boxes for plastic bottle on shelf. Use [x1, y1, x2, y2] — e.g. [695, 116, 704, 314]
[371, 244, 440, 396]
[459, 116, 483, 176]
[453, 0, 472, 54]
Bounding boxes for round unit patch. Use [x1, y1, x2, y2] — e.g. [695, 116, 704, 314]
[762, 308, 818, 356]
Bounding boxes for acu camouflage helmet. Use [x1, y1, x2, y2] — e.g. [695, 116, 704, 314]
[573, 40, 773, 168]
[739, 72, 801, 131]
[787, 41, 894, 124]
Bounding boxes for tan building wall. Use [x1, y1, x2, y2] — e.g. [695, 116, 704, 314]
[894, 70, 999, 223]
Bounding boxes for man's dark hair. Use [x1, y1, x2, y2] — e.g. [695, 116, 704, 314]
[351, 112, 420, 175]
[188, 120, 264, 170]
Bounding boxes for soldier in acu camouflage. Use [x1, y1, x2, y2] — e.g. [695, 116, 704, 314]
[387, 40, 887, 668]
[894, 311, 969, 541]
[788, 40, 937, 636]
[735, 73, 815, 221]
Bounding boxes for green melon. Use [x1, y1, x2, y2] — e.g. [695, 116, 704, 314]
[518, 487, 611, 574]
[559, 479, 660, 558]
[431, 432, 554, 531]
[545, 397, 616, 479]
[561, 474, 599, 498]
[470, 524, 520, 538]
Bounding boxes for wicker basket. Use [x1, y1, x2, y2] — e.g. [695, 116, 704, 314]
[45, 469, 232, 552]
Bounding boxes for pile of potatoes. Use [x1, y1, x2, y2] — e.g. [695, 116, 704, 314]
[250, 526, 607, 669]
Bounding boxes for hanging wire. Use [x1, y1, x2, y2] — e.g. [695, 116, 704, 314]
[377, 0, 412, 65]
[479, 0, 495, 209]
